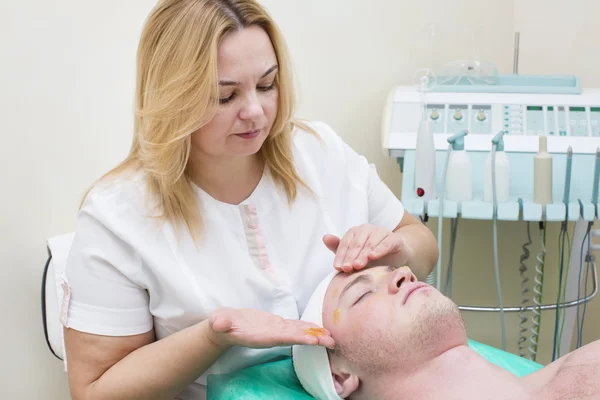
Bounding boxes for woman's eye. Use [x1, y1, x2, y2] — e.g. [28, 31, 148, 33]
[353, 292, 371, 306]
[257, 83, 275, 92]
[219, 93, 235, 105]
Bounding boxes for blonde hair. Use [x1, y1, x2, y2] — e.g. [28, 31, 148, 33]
[85, 0, 313, 237]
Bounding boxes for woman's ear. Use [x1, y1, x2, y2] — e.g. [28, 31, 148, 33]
[331, 370, 360, 398]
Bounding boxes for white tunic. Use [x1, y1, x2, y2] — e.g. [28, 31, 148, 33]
[62, 121, 405, 399]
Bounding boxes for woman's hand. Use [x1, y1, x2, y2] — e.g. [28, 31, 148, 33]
[323, 224, 413, 273]
[206, 307, 335, 350]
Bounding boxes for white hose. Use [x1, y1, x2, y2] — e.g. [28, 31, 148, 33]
[433, 143, 453, 291]
[492, 143, 507, 351]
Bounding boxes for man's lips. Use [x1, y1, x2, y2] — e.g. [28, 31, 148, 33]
[402, 283, 430, 305]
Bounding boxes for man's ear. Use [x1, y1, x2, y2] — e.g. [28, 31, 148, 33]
[330, 358, 360, 398]
[331, 370, 359, 397]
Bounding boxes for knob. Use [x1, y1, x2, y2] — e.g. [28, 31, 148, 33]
[477, 111, 486, 121]
[430, 110, 440, 120]
[453, 110, 463, 121]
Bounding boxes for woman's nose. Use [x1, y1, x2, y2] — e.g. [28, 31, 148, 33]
[239, 92, 263, 120]
[388, 266, 417, 294]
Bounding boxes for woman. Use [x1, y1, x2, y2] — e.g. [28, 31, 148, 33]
[62, 1, 438, 399]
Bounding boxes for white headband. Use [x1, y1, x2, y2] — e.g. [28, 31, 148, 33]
[292, 271, 343, 400]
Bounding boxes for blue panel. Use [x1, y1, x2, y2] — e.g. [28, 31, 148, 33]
[567, 202, 581, 221]
[498, 201, 520, 220]
[427, 199, 458, 218]
[580, 202, 595, 221]
[399, 146, 598, 222]
[539, 203, 564, 221]
[461, 201, 493, 219]
[522, 202, 543, 221]
[409, 199, 425, 217]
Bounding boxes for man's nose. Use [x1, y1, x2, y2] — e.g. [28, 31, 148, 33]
[388, 267, 417, 294]
[239, 92, 263, 120]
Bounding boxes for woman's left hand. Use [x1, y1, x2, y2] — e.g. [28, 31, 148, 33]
[322, 224, 412, 273]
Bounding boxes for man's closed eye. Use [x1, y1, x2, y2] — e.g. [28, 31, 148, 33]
[353, 291, 372, 306]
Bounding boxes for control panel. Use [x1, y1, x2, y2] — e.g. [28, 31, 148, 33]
[383, 87, 600, 154]
[413, 103, 600, 136]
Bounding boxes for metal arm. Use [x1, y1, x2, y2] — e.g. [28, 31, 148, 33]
[457, 259, 597, 312]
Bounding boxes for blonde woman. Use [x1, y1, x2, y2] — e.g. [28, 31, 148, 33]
[62, 1, 438, 399]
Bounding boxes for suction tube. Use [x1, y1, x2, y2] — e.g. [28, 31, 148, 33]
[491, 130, 507, 351]
[434, 130, 468, 291]
[444, 218, 460, 297]
[552, 146, 573, 361]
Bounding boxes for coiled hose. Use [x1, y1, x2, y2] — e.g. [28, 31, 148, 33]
[529, 222, 546, 361]
[517, 221, 532, 357]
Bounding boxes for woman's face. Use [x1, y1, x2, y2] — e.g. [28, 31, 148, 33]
[191, 25, 279, 162]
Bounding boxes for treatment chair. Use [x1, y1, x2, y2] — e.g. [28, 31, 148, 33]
[41, 232, 74, 369]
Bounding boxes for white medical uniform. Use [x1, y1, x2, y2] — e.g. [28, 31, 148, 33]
[62, 121, 405, 399]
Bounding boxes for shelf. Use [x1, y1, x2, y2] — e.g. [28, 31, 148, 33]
[404, 198, 596, 222]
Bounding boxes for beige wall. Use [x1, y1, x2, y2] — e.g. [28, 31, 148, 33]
[1, 0, 598, 398]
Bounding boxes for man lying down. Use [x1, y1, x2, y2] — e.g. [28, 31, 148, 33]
[292, 266, 600, 400]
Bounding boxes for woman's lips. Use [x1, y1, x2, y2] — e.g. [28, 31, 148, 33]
[235, 129, 260, 139]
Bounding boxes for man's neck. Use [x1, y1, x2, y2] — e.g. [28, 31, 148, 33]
[189, 153, 265, 205]
[362, 345, 529, 400]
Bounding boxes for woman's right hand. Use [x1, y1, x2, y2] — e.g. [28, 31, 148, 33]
[206, 307, 335, 350]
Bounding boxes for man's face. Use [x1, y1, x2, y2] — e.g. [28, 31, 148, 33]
[322, 266, 467, 379]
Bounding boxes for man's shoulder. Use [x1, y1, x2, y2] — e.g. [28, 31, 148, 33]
[526, 340, 600, 400]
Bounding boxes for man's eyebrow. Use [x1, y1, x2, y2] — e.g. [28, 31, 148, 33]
[218, 64, 279, 86]
[339, 274, 373, 301]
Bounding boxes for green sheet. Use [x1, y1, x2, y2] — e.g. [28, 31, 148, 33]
[206, 340, 543, 399]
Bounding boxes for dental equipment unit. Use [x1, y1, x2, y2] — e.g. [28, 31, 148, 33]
[381, 62, 600, 359]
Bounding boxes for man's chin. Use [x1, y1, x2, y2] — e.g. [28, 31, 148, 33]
[410, 298, 466, 351]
